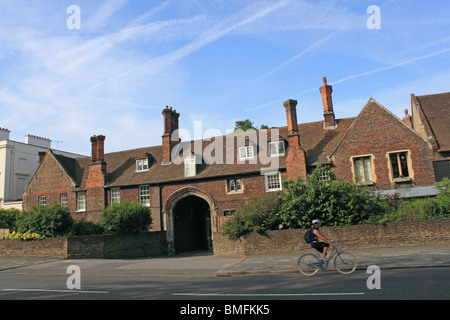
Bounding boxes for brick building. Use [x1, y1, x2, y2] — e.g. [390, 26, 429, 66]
[409, 92, 450, 181]
[23, 77, 444, 254]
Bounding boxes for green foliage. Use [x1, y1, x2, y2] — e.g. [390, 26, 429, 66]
[222, 193, 281, 240]
[15, 203, 74, 237]
[234, 119, 257, 132]
[69, 219, 104, 236]
[278, 166, 384, 229]
[0, 208, 21, 229]
[99, 200, 152, 234]
[377, 178, 450, 223]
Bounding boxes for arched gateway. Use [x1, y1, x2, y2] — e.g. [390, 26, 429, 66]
[163, 187, 217, 255]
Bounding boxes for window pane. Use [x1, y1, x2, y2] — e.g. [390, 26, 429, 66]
[354, 158, 363, 182]
[390, 153, 400, 178]
[363, 157, 372, 181]
[399, 153, 409, 177]
[236, 179, 242, 191]
[230, 180, 235, 192]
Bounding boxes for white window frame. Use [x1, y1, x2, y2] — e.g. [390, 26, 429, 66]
[111, 188, 120, 205]
[136, 159, 149, 172]
[239, 146, 254, 161]
[269, 141, 285, 157]
[77, 191, 86, 212]
[265, 172, 282, 192]
[228, 178, 242, 193]
[139, 185, 151, 207]
[60, 193, 68, 207]
[184, 156, 196, 177]
[38, 195, 47, 207]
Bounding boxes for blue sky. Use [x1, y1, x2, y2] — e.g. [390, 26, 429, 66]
[1, 0, 449, 155]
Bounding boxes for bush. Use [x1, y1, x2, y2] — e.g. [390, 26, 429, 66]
[222, 192, 281, 240]
[99, 200, 152, 234]
[15, 203, 74, 237]
[0, 208, 21, 229]
[278, 166, 384, 229]
[69, 219, 104, 236]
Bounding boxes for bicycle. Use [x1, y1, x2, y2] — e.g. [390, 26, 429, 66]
[297, 242, 357, 276]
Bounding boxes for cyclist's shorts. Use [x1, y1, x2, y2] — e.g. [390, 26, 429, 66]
[311, 242, 329, 253]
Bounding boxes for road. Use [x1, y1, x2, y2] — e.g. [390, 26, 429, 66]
[1, 267, 448, 302]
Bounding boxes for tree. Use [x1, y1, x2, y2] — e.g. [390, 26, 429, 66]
[234, 119, 269, 132]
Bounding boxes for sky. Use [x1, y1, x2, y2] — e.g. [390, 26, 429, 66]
[0, 0, 449, 156]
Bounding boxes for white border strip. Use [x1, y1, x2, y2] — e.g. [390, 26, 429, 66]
[2, 288, 109, 294]
[173, 292, 365, 297]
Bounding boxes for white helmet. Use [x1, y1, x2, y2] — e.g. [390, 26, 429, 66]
[312, 219, 321, 225]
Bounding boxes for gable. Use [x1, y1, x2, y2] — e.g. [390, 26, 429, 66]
[24, 151, 77, 196]
[330, 98, 431, 158]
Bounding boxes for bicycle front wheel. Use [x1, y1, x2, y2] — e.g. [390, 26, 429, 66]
[297, 253, 321, 276]
[334, 252, 357, 274]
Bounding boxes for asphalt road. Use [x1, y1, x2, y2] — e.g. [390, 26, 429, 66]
[0, 266, 448, 301]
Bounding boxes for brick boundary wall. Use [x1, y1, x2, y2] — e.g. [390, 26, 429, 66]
[212, 218, 450, 256]
[0, 232, 167, 259]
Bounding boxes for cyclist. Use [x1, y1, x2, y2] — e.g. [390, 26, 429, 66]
[310, 219, 334, 260]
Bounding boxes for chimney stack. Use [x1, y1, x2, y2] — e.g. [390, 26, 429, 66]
[402, 109, 412, 128]
[90, 135, 106, 164]
[319, 77, 336, 129]
[96, 135, 105, 162]
[162, 106, 180, 164]
[283, 99, 307, 181]
[38, 151, 46, 164]
[90, 136, 98, 162]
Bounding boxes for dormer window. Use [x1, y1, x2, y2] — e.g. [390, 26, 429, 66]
[239, 146, 254, 161]
[184, 155, 196, 177]
[136, 158, 149, 172]
[269, 141, 285, 157]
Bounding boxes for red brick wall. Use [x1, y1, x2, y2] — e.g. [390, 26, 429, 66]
[23, 154, 77, 213]
[213, 218, 450, 256]
[332, 101, 436, 189]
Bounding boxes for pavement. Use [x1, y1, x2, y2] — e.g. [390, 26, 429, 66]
[0, 245, 449, 277]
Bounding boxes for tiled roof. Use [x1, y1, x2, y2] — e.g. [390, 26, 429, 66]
[60, 118, 356, 189]
[415, 92, 450, 152]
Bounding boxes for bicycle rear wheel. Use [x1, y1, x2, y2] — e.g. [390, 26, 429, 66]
[297, 253, 321, 276]
[334, 252, 357, 274]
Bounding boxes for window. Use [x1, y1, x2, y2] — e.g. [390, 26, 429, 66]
[223, 210, 236, 217]
[77, 192, 86, 211]
[269, 141, 285, 157]
[265, 172, 282, 191]
[228, 178, 242, 193]
[60, 193, 68, 207]
[184, 156, 196, 177]
[38, 195, 46, 207]
[139, 186, 150, 207]
[136, 159, 149, 172]
[353, 156, 373, 184]
[389, 151, 410, 180]
[111, 188, 120, 205]
[239, 146, 254, 160]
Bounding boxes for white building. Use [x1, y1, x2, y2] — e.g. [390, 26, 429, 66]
[0, 128, 83, 210]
